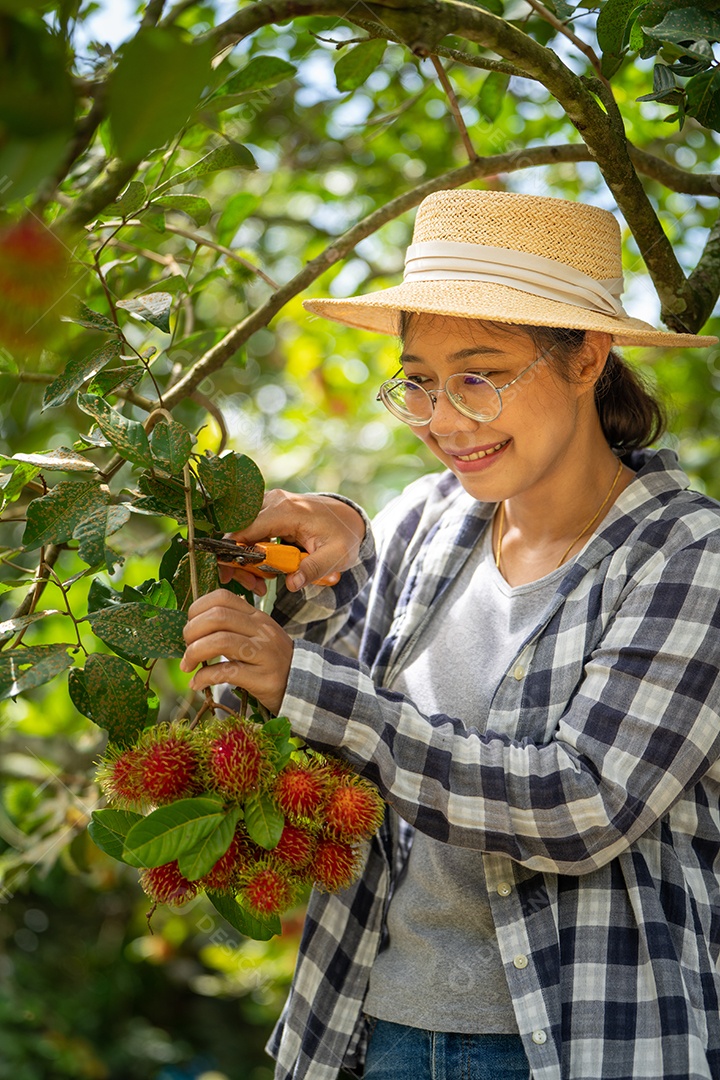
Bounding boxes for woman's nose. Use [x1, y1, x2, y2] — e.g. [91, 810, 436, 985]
[428, 391, 478, 437]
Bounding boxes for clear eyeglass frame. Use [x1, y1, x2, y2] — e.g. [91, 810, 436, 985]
[375, 350, 550, 426]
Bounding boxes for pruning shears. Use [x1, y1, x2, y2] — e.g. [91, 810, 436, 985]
[190, 537, 337, 586]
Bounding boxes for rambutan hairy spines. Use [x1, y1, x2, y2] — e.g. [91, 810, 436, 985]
[202, 719, 273, 801]
[136, 724, 203, 805]
[272, 823, 316, 870]
[323, 778, 385, 840]
[239, 863, 295, 919]
[273, 760, 329, 821]
[310, 839, 362, 892]
[96, 745, 147, 809]
[199, 829, 253, 892]
[139, 862, 198, 906]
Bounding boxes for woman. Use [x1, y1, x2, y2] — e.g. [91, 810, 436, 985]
[180, 190, 720, 1080]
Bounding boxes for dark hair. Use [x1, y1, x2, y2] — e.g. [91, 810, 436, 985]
[398, 313, 665, 451]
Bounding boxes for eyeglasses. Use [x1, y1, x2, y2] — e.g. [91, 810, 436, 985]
[376, 351, 550, 426]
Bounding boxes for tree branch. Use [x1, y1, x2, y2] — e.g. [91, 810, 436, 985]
[524, 0, 608, 86]
[161, 143, 600, 408]
[428, 56, 478, 162]
[159, 223, 280, 289]
[56, 158, 140, 232]
[685, 213, 720, 334]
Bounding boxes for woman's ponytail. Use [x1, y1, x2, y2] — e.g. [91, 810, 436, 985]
[593, 349, 666, 451]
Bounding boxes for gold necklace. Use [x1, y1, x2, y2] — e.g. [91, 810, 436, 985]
[494, 458, 624, 573]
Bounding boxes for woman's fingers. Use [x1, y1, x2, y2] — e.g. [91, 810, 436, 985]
[226, 490, 365, 589]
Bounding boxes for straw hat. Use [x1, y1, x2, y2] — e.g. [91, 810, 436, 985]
[303, 190, 716, 347]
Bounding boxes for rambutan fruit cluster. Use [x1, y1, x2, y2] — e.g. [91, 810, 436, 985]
[95, 716, 385, 929]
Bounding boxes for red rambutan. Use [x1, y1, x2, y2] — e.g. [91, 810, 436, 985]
[139, 861, 198, 906]
[323, 779, 385, 840]
[272, 823, 316, 870]
[138, 727, 202, 804]
[96, 746, 146, 809]
[199, 830, 253, 892]
[310, 839, 361, 892]
[274, 761, 328, 820]
[240, 864, 294, 918]
[205, 722, 270, 800]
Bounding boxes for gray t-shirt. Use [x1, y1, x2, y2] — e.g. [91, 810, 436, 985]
[364, 525, 569, 1033]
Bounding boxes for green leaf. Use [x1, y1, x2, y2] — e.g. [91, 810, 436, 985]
[206, 890, 280, 940]
[77, 395, 153, 470]
[87, 603, 188, 660]
[114, 180, 147, 217]
[23, 480, 109, 551]
[108, 28, 214, 161]
[13, 448, 98, 472]
[154, 143, 257, 195]
[123, 797, 225, 869]
[62, 305, 119, 334]
[219, 56, 297, 97]
[149, 419, 193, 474]
[87, 577, 124, 615]
[132, 577, 177, 610]
[216, 192, 260, 247]
[597, 0, 643, 56]
[73, 504, 131, 569]
[132, 473, 208, 525]
[198, 452, 264, 532]
[262, 716, 295, 772]
[88, 809, 144, 862]
[178, 806, 242, 880]
[86, 365, 145, 397]
[69, 653, 150, 745]
[150, 195, 212, 227]
[686, 68, 720, 130]
[0, 643, 74, 700]
[159, 533, 187, 583]
[0, 460, 40, 508]
[42, 341, 121, 409]
[116, 292, 173, 334]
[172, 551, 219, 612]
[0, 349, 17, 373]
[334, 40, 387, 93]
[0, 610, 64, 645]
[645, 9, 720, 44]
[243, 791, 284, 850]
[477, 72, 510, 122]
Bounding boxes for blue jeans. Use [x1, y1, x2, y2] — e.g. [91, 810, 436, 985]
[364, 1018, 530, 1080]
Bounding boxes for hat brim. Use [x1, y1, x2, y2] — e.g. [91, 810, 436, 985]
[303, 280, 717, 348]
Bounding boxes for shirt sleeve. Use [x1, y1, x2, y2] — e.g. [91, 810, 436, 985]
[279, 536, 720, 876]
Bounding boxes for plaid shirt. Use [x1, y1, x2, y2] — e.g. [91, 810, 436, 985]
[266, 448, 720, 1080]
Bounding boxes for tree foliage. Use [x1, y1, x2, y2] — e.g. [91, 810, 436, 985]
[0, 0, 719, 1069]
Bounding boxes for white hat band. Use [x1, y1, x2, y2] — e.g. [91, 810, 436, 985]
[404, 240, 628, 319]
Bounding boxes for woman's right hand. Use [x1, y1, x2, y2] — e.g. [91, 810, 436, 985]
[218, 489, 366, 595]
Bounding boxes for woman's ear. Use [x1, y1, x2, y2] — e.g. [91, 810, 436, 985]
[577, 331, 613, 386]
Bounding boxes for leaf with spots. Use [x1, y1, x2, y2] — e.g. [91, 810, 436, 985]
[87, 603, 187, 660]
[77, 395, 153, 470]
[13, 448, 98, 472]
[86, 365, 144, 397]
[23, 480, 109, 551]
[198, 452, 264, 532]
[73, 504, 130, 569]
[149, 419, 193, 474]
[42, 341, 121, 409]
[69, 653, 150, 745]
[0, 643, 75, 700]
[116, 292, 172, 334]
[150, 195, 212, 227]
[172, 550, 219, 611]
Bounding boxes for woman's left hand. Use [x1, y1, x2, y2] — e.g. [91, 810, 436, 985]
[180, 589, 294, 715]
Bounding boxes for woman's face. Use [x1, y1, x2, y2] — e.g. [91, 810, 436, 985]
[400, 314, 605, 503]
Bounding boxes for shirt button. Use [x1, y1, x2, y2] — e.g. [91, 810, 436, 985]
[513, 664, 525, 680]
[497, 882, 512, 897]
[532, 1029, 547, 1045]
[513, 954, 529, 969]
